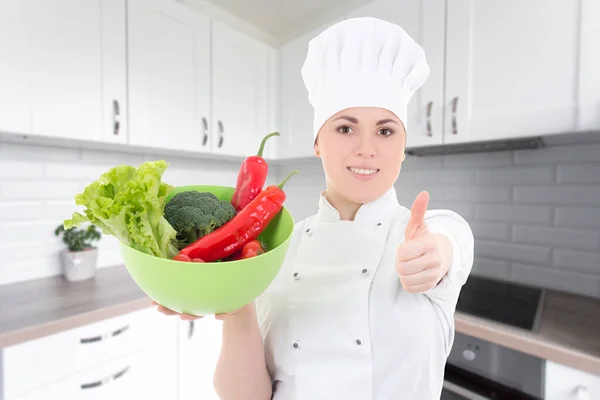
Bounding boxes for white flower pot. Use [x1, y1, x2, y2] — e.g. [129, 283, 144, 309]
[61, 248, 98, 282]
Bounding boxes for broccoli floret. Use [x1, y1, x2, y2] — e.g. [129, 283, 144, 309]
[164, 191, 236, 249]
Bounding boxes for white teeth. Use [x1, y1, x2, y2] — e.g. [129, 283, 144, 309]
[349, 167, 378, 175]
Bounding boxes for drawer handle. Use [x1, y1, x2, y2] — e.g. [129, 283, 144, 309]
[188, 320, 195, 339]
[426, 100, 433, 137]
[80, 324, 130, 344]
[573, 385, 589, 400]
[202, 117, 208, 146]
[80, 366, 129, 390]
[451, 96, 459, 135]
[217, 120, 224, 148]
[112, 99, 120, 136]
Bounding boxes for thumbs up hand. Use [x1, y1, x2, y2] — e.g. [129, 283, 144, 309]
[396, 191, 453, 293]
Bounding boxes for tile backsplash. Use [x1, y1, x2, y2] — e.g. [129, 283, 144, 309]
[0, 140, 249, 285]
[2, 139, 600, 299]
[278, 141, 600, 299]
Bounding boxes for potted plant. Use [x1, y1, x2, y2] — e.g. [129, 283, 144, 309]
[54, 224, 101, 282]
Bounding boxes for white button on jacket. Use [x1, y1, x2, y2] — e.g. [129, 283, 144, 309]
[255, 187, 475, 400]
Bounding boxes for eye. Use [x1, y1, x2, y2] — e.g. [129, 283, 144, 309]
[337, 125, 353, 135]
[378, 128, 394, 137]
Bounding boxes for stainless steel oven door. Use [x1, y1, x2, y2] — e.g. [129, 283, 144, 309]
[441, 380, 492, 400]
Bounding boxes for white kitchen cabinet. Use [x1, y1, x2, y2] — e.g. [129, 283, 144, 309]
[0, 0, 127, 144]
[345, 0, 446, 149]
[211, 20, 272, 158]
[443, 0, 596, 145]
[3, 309, 178, 400]
[545, 361, 600, 400]
[9, 342, 177, 400]
[277, 0, 446, 159]
[178, 318, 222, 400]
[127, 0, 212, 153]
[277, 29, 317, 160]
[578, 0, 600, 132]
[0, 2, 30, 135]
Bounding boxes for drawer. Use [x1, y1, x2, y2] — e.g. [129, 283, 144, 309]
[8, 340, 178, 400]
[545, 360, 600, 400]
[3, 308, 177, 399]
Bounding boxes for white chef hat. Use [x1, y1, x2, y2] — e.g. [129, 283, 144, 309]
[301, 17, 430, 141]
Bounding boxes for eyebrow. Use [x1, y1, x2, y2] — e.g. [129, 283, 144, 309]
[376, 119, 399, 126]
[333, 116, 400, 126]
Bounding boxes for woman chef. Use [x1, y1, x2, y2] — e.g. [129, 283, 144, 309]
[154, 16, 475, 400]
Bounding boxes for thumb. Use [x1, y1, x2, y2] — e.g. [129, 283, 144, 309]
[404, 191, 430, 240]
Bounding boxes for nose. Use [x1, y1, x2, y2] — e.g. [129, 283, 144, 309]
[354, 134, 376, 157]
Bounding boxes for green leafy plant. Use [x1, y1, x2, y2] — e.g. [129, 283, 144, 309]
[55, 224, 101, 252]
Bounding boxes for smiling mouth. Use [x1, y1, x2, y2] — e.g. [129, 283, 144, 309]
[347, 167, 380, 176]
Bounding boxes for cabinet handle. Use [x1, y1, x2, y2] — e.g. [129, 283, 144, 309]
[188, 320, 195, 339]
[426, 101, 433, 137]
[217, 120, 224, 148]
[573, 385, 589, 400]
[202, 117, 208, 146]
[80, 324, 129, 344]
[80, 366, 129, 390]
[112, 99, 120, 136]
[451, 96, 459, 135]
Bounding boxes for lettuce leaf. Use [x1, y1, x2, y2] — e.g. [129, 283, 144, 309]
[64, 160, 178, 259]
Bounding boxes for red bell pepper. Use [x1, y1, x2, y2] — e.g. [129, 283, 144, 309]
[231, 132, 280, 212]
[178, 170, 298, 262]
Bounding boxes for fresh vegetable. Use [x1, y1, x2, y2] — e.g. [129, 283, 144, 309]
[178, 170, 298, 262]
[231, 132, 280, 212]
[164, 191, 236, 249]
[173, 254, 192, 262]
[241, 240, 266, 259]
[63, 160, 179, 259]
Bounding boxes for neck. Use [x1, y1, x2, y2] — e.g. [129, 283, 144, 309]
[323, 185, 362, 221]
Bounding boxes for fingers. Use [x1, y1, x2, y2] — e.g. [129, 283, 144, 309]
[396, 249, 440, 276]
[405, 191, 430, 240]
[397, 235, 437, 262]
[153, 300, 204, 320]
[180, 313, 203, 321]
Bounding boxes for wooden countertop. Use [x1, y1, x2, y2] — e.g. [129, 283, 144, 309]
[455, 289, 600, 376]
[1, 266, 599, 376]
[0, 266, 152, 348]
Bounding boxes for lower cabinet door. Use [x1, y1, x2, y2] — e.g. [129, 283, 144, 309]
[9, 343, 177, 400]
[178, 318, 222, 400]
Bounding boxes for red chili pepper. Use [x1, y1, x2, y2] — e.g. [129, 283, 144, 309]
[231, 132, 280, 212]
[178, 170, 298, 262]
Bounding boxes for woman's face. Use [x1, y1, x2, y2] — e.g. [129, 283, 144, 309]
[315, 107, 407, 204]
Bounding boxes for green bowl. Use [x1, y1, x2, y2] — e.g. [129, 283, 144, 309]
[119, 185, 294, 316]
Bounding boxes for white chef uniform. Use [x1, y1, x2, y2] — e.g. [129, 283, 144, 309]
[255, 17, 475, 400]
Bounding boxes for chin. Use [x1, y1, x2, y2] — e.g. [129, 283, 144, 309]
[340, 183, 389, 205]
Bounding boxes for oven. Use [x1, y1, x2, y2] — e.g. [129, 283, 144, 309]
[441, 332, 544, 400]
[441, 275, 547, 400]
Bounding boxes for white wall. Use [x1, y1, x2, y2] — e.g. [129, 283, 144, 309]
[0, 140, 250, 285]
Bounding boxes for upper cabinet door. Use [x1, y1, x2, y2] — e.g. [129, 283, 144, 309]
[444, 0, 584, 144]
[345, 0, 446, 149]
[278, 29, 317, 160]
[0, 2, 30, 136]
[211, 21, 270, 158]
[578, 0, 600, 132]
[127, 0, 211, 153]
[10, 0, 127, 143]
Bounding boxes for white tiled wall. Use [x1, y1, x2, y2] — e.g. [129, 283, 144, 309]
[3, 139, 600, 299]
[280, 141, 600, 299]
[0, 141, 246, 285]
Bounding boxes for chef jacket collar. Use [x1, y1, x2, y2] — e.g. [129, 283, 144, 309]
[315, 186, 401, 225]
